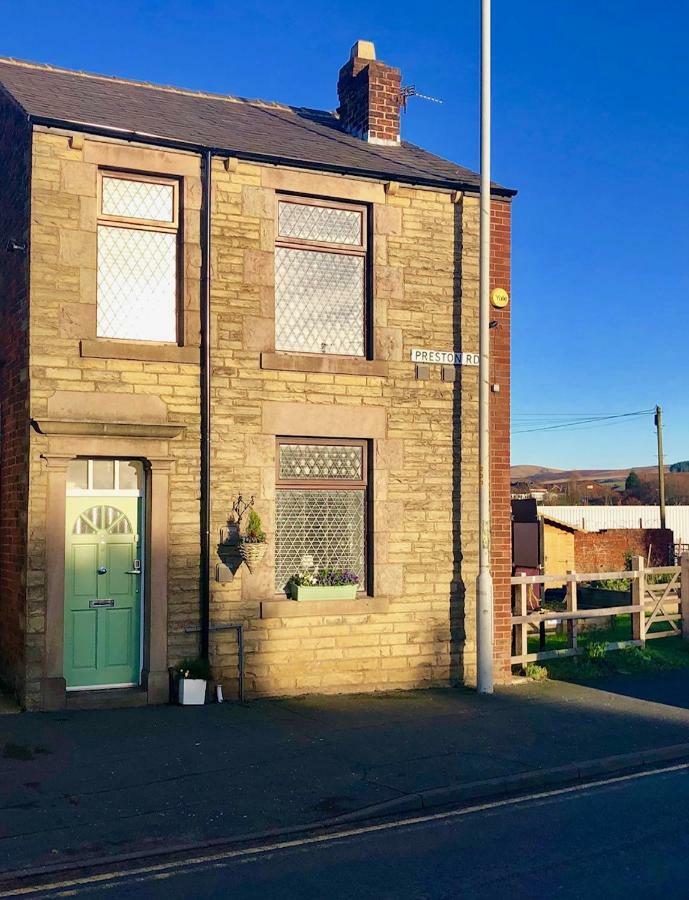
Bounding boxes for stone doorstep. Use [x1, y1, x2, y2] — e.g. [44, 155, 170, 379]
[65, 687, 149, 711]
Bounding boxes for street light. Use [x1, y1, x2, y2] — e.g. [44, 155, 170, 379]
[476, 0, 494, 694]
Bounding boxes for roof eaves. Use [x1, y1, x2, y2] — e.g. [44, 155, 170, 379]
[400, 140, 517, 198]
[29, 112, 516, 196]
[541, 514, 581, 532]
[0, 56, 518, 197]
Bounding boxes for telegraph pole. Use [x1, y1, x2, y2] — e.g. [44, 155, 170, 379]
[655, 405, 666, 530]
[477, 0, 494, 694]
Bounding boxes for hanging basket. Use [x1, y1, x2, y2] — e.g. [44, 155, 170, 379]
[239, 540, 267, 573]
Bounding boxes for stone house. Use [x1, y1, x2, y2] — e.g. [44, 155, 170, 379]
[0, 41, 515, 710]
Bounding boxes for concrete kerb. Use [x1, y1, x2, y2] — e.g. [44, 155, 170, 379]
[2, 743, 689, 893]
[329, 743, 689, 824]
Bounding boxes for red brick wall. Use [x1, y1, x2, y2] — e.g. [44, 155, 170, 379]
[574, 528, 673, 572]
[337, 57, 401, 143]
[0, 93, 31, 700]
[490, 200, 512, 681]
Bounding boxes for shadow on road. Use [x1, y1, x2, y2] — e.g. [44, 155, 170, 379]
[567, 668, 689, 712]
[3, 674, 689, 875]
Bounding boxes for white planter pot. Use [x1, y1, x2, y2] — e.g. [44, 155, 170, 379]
[178, 678, 207, 705]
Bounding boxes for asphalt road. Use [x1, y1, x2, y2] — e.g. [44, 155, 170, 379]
[15, 765, 689, 899]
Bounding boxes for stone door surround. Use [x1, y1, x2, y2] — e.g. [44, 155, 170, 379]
[36, 425, 180, 710]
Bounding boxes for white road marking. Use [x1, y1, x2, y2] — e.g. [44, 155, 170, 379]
[4, 761, 689, 897]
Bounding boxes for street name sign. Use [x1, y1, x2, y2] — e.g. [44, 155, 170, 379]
[410, 348, 479, 366]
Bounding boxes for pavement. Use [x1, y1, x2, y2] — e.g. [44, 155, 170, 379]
[4, 671, 689, 881]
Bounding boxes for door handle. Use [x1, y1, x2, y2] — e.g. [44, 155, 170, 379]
[125, 559, 142, 576]
[97, 566, 107, 575]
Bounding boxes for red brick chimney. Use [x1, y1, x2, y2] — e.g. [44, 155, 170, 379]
[337, 41, 401, 145]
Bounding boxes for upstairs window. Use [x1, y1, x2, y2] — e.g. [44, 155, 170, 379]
[97, 172, 179, 343]
[275, 197, 367, 357]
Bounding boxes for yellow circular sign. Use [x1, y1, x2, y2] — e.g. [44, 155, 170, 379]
[491, 287, 509, 309]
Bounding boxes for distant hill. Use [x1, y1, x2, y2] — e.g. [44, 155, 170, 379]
[511, 464, 667, 486]
[510, 465, 563, 480]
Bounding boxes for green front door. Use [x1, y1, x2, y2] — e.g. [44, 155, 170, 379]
[64, 497, 142, 688]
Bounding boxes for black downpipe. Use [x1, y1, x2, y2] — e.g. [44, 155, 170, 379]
[199, 149, 212, 660]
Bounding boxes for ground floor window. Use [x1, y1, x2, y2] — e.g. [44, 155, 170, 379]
[274, 438, 368, 593]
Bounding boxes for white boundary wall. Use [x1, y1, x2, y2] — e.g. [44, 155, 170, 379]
[538, 506, 689, 546]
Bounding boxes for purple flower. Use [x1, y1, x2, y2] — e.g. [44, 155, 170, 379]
[315, 567, 360, 586]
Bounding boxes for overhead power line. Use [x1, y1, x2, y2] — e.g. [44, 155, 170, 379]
[511, 409, 655, 435]
[511, 412, 630, 418]
[512, 411, 650, 422]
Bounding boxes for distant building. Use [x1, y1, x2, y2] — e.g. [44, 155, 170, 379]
[511, 481, 548, 502]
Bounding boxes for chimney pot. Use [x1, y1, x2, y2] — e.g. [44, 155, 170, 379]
[350, 40, 376, 61]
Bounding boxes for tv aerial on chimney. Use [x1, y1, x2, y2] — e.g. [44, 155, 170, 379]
[400, 85, 444, 110]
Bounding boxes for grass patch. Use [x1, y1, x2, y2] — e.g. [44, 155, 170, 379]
[524, 663, 548, 682]
[527, 615, 631, 657]
[525, 614, 689, 682]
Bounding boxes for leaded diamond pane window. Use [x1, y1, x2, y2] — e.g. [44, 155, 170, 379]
[275, 197, 368, 358]
[97, 172, 179, 343]
[278, 201, 362, 246]
[279, 443, 363, 481]
[97, 226, 177, 342]
[275, 439, 368, 594]
[275, 247, 364, 356]
[102, 177, 175, 223]
[275, 490, 366, 592]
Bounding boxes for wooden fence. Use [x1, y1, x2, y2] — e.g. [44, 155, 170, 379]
[511, 553, 689, 666]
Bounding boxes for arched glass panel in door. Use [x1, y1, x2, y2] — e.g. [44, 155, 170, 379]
[72, 505, 133, 535]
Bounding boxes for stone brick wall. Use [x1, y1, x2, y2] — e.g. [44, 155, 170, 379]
[575, 528, 673, 572]
[0, 94, 31, 699]
[206, 165, 511, 697]
[21, 126, 513, 706]
[209, 163, 469, 695]
[24, 130, 203, 708]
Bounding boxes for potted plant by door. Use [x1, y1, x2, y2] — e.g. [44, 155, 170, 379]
[287, 568, 360, 601]
[239, 508, 267, 573]
[176, 657, 210, 705]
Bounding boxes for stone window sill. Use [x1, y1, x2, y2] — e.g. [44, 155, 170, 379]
[81, 339, 199, 364]
[260, 596, 390, 619]
[261, 352, 388, 378]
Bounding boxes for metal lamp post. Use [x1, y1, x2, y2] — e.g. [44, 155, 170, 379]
[476, 0, 494, 694]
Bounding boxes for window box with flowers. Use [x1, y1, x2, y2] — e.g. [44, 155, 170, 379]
[287, 568, 360, 601]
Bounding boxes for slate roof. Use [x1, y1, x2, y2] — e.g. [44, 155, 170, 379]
[0, 58, 515, 196]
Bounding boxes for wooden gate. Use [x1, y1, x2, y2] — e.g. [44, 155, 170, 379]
[511, 553, 689, 666]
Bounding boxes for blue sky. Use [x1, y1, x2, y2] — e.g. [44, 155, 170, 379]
[3, 0, 687, 470]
